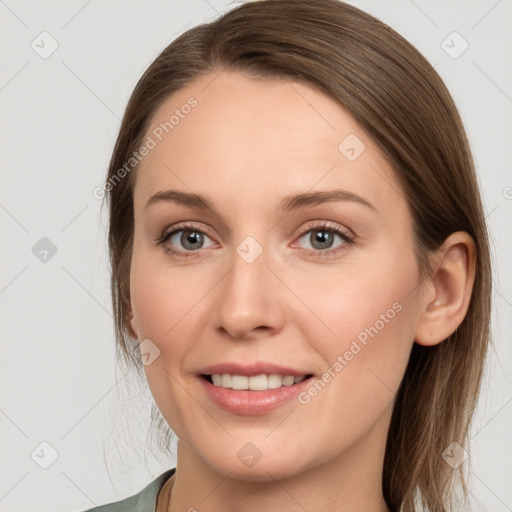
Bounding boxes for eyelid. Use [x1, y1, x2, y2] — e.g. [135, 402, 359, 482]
[293, 220, 355, 240]
[156, 221, 217, 246]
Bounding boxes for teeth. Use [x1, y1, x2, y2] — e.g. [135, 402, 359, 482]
[248, 374, 266, 390]
[232, 375, 249, 390]
[268, 374, 283, 389]
[221, 374, 231, 388]
[209, 374, 307, 390]
[282, 375, 295, 386]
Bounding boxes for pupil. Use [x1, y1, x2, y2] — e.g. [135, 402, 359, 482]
[182, 230, 202, 250]
[312, 230, 332, 250]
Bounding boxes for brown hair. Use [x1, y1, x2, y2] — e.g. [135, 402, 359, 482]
[102, 1, 492, 510]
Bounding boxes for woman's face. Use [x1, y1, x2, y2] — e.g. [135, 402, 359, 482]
[128, 70, 425, 480]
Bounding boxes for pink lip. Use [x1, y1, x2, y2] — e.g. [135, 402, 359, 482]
[199, 361, 311, 377]
[198, 374, 314, 415]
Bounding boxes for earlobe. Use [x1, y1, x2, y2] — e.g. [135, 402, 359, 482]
[127, 310, 139, 340]
[414, 232, 476, 347]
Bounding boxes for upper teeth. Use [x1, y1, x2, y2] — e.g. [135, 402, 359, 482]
[210, 374, 306, 390]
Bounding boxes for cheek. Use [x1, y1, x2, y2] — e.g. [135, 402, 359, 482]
[284, 266, 417, 461]
[129, 246, 207, 342]
[129, 251, 208, 437]
[326, 277, 413, 359]
[291, 249, 418, 396]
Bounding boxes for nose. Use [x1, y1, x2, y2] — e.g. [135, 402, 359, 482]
[212, 241, 286, 340]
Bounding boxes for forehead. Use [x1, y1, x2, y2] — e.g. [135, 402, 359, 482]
[134, 70, 406, 220]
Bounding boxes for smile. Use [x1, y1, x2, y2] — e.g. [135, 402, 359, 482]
[202, 373, 312, 390]
[199, 373, 316, 415]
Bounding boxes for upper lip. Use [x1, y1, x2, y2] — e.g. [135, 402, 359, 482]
[199, 362, 312, 377]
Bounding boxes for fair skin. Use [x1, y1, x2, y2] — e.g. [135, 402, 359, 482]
[127, 70, 475, 512]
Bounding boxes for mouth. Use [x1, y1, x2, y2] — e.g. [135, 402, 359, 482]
[200, 373, 315, 391]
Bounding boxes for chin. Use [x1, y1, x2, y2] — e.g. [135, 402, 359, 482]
[216, 463, 298, 482]
[201, 445, 310, 482]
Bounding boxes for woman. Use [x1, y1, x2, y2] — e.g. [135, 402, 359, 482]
[84, 0, 492, 510]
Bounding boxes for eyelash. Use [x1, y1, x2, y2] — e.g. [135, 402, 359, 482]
[155, 221, 355, 260]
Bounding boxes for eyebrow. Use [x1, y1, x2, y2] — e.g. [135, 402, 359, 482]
[144, 188, 377, 214]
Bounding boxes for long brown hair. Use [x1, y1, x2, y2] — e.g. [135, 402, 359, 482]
[102, 1, 492, 510]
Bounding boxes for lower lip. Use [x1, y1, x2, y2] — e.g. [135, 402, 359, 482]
[199, 376, 314, 415]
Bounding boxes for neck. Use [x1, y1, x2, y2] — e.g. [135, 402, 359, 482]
[167, 407, 392, 512]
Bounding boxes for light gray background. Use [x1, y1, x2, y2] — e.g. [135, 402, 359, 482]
[0, 1, 511, 511]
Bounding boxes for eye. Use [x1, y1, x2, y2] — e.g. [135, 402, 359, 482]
[293, 221, 355, 258]
[156, 222, 216, 258]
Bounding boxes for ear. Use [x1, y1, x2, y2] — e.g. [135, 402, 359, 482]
[126, 308, 139, 340]
[414, 231, 476, 346]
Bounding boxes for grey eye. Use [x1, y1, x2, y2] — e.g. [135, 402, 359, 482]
[298, 229, 345, 251]
[170, 230, 214, 251]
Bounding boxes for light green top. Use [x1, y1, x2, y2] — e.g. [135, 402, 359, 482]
[81, 468, 176, 512]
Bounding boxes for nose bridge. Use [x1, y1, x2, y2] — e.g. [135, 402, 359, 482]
[213, 233, 284, 338]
